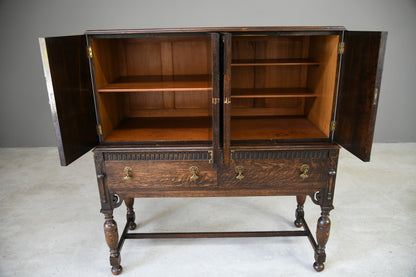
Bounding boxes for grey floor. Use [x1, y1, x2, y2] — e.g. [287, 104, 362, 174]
[0, 143, 415, 276]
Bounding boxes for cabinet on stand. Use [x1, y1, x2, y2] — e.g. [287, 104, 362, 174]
[40, 26, 387, 274]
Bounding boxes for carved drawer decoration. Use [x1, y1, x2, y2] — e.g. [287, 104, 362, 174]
[219, 149, 330, 192]
[103, 151, 217, 196]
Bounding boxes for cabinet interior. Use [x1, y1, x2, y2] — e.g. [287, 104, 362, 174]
[91, 35, 213, 143]
[230, 34, 340, 142]
[91, 33, 340, 144]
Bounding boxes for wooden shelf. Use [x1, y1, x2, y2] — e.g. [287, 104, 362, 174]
[104, 117, 212, 142]
[231, 59, 319, 67]
[231, 88, 316, 98]
[231, 116, 327, 140]
[98, 75, 212, 93]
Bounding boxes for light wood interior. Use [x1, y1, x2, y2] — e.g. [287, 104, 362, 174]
[91, 36, 213, 142]
[231, 116, 327, 140]
[230, 35, 339, 141]
[91, 34, 339, 143]
[105, 117, 212, 142]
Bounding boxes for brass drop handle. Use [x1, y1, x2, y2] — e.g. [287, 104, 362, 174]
[189, 166, 199, 181]
[123, 167, 133, 180]
[235, 165, 245, 180]
[300, 164, 310, 180]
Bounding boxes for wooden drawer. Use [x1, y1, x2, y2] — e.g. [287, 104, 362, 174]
[97, 147, 337, 198]
[219, 149, 331, 193]
[105, 157, 217, 194]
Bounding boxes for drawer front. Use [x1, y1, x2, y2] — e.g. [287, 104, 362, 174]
[103, 150, 217, 194]
[97, 148, 337, 198]
[219, 149, 331, 192]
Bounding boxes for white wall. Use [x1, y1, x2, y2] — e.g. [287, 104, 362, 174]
[0, 0, 415, 146]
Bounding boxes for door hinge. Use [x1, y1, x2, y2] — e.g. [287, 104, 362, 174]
[373, 88, 379, 105]
[338, 42, 345, 55]
[96, 124, 103, 136]
[87, 45, 93, 58]
[208, 150, 213, 164]
[330, 121, 336, 132]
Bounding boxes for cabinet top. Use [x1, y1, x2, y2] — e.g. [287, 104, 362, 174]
[85, 26, 346, 35]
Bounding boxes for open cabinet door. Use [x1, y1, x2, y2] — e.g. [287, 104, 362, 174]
[40, 35, 98, 166]
[211, 33, 221, 166]
[334, 31, 387, 161]
[222, 33, 232, 167]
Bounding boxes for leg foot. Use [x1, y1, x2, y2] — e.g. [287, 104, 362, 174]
[125, 198, 137, 230]
[313, 261, 324, 272]
[294, 195, 306, 228]
[128, 222, 137, 230]
[104, 213, 122, 274]
[111, 265, 122, 275]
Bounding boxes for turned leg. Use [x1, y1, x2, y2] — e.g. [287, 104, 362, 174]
[313, 209, 331, 272]
[125, 198, 137, 230]
[294, 195, 306, 227]
[104, 213, 122, 275]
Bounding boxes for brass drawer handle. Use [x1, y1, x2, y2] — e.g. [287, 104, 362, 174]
[235, 165, 245, 180]
[123, 167, 133, 180]
[300, 164, 310, 180]
[189, 166, 199, 181]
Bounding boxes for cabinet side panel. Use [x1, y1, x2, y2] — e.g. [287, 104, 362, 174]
[307, 35, 340, 136]
[40, 36, 98, 165]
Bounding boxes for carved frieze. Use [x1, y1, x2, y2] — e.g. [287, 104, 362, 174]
[103, 151, 211, 161]
[232, 150, 330, 160]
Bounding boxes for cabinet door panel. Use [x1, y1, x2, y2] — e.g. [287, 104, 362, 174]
[40, 36, 98, 166]
[222, 33, 232, 166]
[335, 31, 387, 161]
[211, 33, 221, 165]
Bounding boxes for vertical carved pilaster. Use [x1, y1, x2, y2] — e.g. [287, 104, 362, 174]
[294, 195, 306, 227]
[104, 213, 122, 275]
[94, 151, 112, 212]
[313, 209, 331, 272]
[124, 198, 137, 230]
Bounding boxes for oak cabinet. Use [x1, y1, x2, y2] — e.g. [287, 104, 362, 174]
[40, 26, 386, 274]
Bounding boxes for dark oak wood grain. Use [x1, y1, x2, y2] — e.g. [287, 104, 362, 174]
[97, 146, 338, 199]
[335, 31, 387, 161]
[105, 160, 218, 195]
[85, 26, 346, 35]
[314, 209, 331, 272]
[104, 212, 122, 275]
[222, 33, 232, 167]
[124, 198, 136, 230]
[219, 158, 328, 190]
[294, 195, 307, 227]
[211, 33, 221, 167]
[40, 36, 98, 166]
